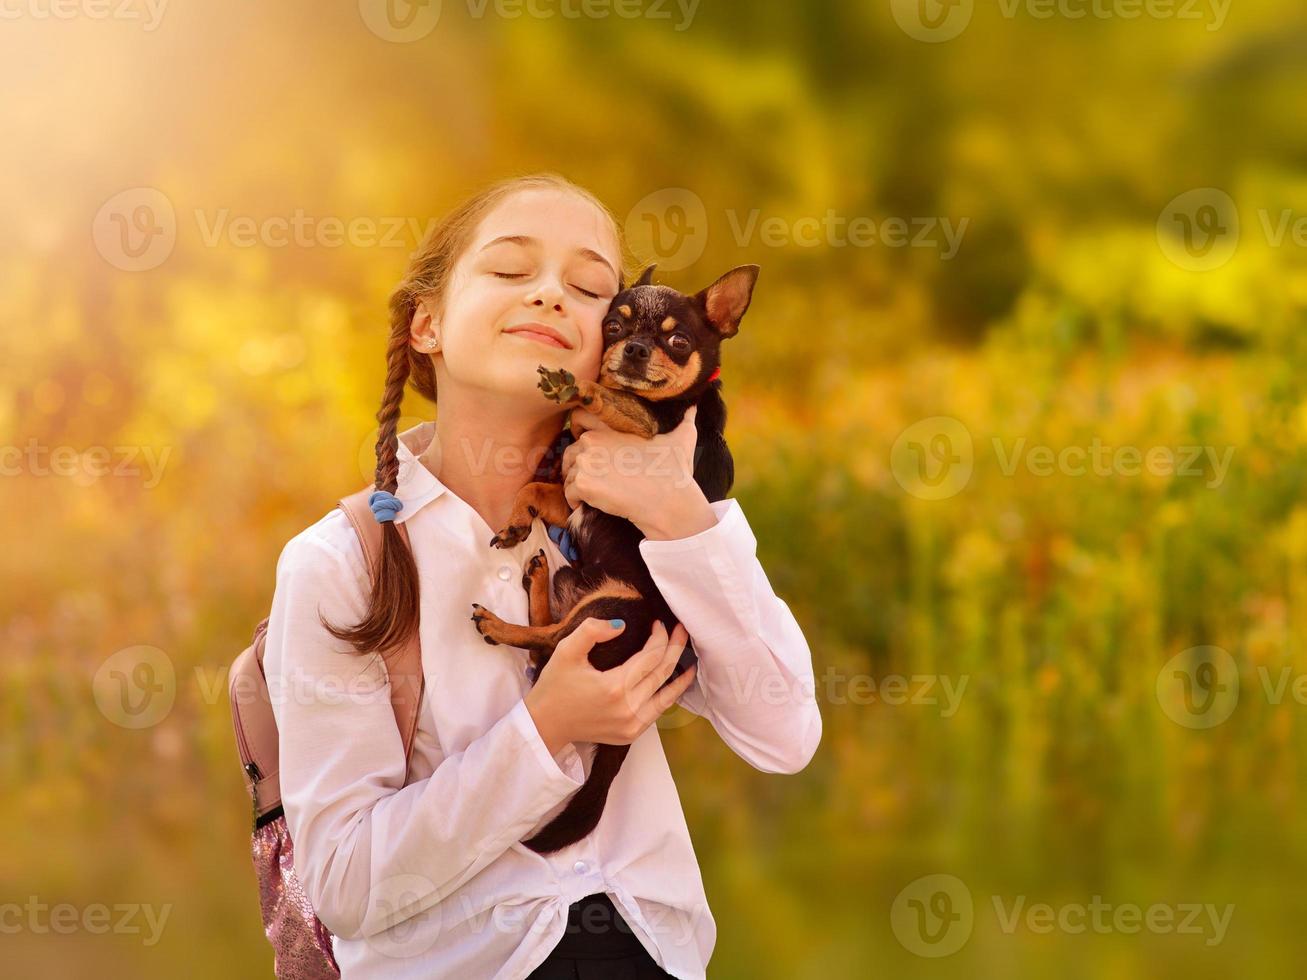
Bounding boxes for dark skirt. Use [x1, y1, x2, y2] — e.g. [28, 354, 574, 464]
[526, 892, 677, 979]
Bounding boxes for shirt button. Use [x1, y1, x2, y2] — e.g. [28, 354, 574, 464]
[497, 565, 512, 581]
[573, 860, 589, 875]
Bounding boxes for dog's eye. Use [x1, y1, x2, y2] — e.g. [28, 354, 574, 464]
[604, 320, 624, 338]
[667, 333, 691, 354]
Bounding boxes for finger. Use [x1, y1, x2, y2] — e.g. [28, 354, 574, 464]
[632, 623, 688, 701]
[618, 620, 670, 686]
[560, 444, 579, 480]
[556, 616, 625, 659]
[650, 663, 697, 715]
[570, 410, 606, 435]
[563, 466, 581, 506]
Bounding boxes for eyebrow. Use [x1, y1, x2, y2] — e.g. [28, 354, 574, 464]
[478, 235, 618, 281]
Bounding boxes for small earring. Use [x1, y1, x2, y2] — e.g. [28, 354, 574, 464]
[423, 338, 439, 351]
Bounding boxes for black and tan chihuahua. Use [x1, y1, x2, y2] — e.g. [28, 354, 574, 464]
[470, 262, 760, 854]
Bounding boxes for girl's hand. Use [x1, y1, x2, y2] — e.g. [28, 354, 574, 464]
[562, 406, 717, 540]
[523, 618, 695, 755]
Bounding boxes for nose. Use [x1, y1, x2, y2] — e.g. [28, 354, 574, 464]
[623, 339, 651, 362]
[526, 280, 565, 313]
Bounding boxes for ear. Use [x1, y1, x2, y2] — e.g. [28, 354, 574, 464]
[636, 264, 658, 287]
[693, 265, 759, 339]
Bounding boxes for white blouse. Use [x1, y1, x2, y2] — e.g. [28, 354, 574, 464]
[264, 421, 821, 979]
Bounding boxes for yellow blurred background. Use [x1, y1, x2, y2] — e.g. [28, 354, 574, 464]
[6, 0, 1307, 976]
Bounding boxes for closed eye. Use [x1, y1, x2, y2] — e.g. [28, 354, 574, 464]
[491, 272, 528, 280]
[571, 284, 602, 299]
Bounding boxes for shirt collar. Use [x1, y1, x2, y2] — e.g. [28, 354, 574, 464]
[391, 421, 447, 525]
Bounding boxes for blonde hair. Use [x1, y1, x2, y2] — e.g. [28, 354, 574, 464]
[323, 173, 629, 657]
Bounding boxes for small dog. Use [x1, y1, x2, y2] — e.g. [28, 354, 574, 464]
[470, 262, 759, 853]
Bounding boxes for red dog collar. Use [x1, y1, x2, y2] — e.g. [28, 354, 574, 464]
[707, 367, 721, 383]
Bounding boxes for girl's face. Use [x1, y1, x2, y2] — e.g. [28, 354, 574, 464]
[425, 187, 623, 411]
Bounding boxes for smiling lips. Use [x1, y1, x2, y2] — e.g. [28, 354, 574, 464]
[505, 323, 572, 349]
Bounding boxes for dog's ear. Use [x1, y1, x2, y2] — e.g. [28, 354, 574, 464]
[636, 264, 658, 287]
[693, 265, 759, 339]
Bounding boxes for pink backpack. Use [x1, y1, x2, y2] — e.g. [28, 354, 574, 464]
[228, 487, 425, 978]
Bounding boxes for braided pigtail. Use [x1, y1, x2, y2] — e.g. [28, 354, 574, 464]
[321, 299, 422, 659]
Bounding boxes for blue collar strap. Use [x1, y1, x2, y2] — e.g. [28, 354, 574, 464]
[546, 522, 579, 562]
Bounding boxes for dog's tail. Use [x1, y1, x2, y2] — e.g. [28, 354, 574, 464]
[522, 742, 630, 854]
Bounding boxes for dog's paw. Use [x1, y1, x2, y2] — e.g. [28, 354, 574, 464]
[537, 366, 578, 404]
[470, 603, 500, 645]
[522, 548, 548, 590]
[489, 524, 531, 549]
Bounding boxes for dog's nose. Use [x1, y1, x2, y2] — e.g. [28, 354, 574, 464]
[623, 339, 651, 361]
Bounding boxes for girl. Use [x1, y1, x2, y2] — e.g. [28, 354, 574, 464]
[264, 173, 821, 979]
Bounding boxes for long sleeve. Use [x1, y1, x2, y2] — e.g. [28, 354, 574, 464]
[638, 497, 822, 775]
[263, 529, 587, 941]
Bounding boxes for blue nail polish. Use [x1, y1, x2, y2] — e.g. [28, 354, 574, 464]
[610, 619, 624, 628]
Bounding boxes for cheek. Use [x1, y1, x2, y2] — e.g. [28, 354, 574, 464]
[575, 318, 606, 380]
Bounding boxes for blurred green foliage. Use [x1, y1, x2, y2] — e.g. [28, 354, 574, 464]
[4, 1, 1307, 977]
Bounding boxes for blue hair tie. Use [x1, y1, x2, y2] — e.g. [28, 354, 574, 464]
[369, 490, 404, 523]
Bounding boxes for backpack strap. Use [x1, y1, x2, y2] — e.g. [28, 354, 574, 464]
[338, 489, 425, 769]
